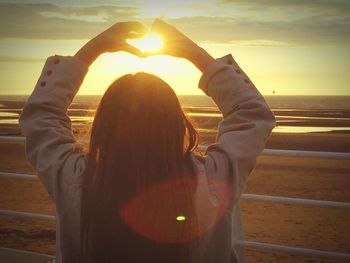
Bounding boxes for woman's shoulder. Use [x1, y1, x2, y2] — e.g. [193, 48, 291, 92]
[190, 150, 231, 179]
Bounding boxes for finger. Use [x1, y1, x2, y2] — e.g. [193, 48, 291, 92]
[151, 19, 181, 39]
[142, 50, 160, 57]
[151, 19, 166, 33]
[125, 21, 149, 34]
[126, 32, 146, 40]
[153, 18, 167, 28]
[121, 43, 146, 58]
[143, 45, 171, 57]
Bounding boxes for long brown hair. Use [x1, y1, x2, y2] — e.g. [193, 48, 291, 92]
[80, 73, 199, 262]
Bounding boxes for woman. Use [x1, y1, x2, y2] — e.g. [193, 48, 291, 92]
[20, 20, 275, 263]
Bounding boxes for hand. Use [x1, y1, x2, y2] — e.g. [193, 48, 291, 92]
[148, 19, 197, 59]
[150, 19, 215, 72]
[75, 22, 148, 65]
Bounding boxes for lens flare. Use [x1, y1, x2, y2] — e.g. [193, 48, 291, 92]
[176, 215, 186, 221]
[119, 176, 233, 243]
[127, 34, 163, 53]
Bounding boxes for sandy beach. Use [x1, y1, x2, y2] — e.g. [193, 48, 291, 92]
[0, 127, 349, 263]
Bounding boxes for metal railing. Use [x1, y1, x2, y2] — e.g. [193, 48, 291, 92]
[1, 135, 350, 261]
[2, 136, 350, 159]
[0, 247, 54, 262]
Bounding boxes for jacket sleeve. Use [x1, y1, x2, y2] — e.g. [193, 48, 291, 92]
[199, 54, 276, 203]
[19, 55, 89, 205]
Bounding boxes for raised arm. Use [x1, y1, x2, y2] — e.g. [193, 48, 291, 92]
[19, 22, 147, 203]
[151, 19, 276, 202]
[199, 55, 275, 201]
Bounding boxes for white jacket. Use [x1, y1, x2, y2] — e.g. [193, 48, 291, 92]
[20, 54, 275, 263]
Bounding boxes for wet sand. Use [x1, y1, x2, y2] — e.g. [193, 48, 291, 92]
[0, 130, 350, 262]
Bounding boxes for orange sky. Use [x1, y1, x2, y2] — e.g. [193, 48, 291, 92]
[0, 1, 349, 95]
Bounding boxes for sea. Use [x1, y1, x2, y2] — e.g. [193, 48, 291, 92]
[0, 95, 350, 134]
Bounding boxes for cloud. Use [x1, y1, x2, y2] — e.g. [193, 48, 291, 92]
[221, 0, 350, 13]
[202, 39, 293, 47]
[216, 0, 350, 46]
[0, 3, 140, 39]
[166, 14, 350, 47]
[0, 2, 349, 46]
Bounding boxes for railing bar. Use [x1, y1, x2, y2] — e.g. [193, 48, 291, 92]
[0, 136, 26, 143]
[1, 172, 350, 209]
[262, 149, 350, 159]
[0, 247, 55, 261]
[198, 146, 350, 159]
[0, 209, 56, 221]
[1, 136, 350, 159]
[235, 240, 350, 260]
[0, 172, 37, 180]
[241, 194, 350, 209]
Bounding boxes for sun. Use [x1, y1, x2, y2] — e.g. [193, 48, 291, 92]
[127, 34, 164, 53]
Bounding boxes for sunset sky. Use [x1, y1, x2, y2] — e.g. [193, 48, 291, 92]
[0, 0, 349, 95]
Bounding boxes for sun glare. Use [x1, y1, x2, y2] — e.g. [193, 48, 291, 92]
[127, 34, 164, 53]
